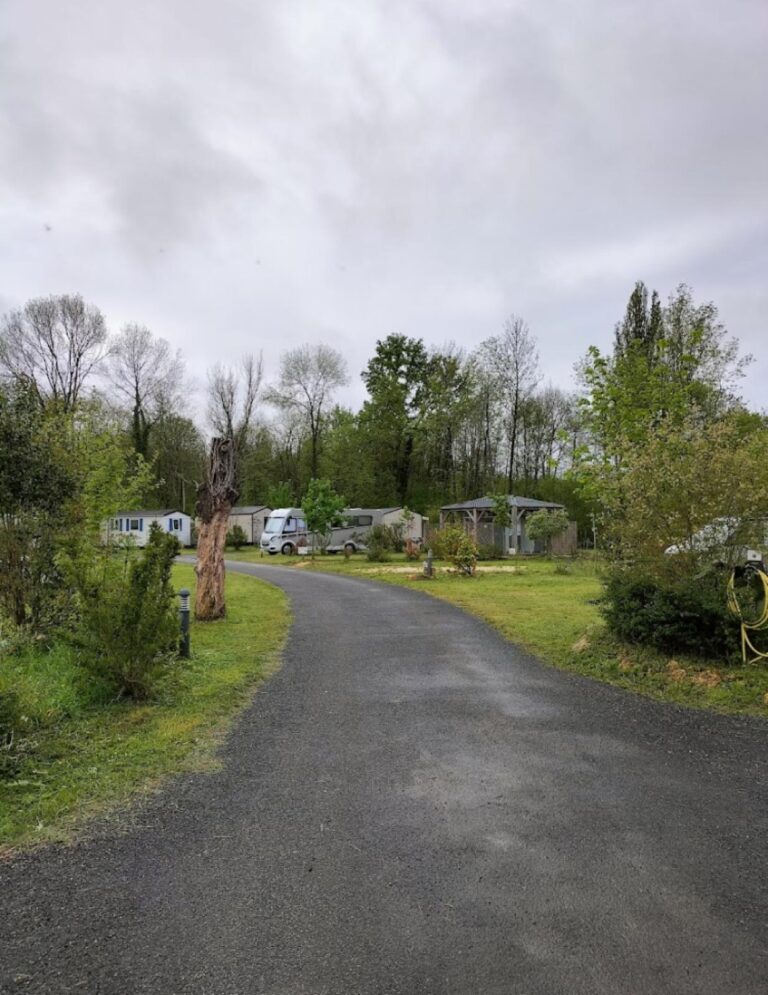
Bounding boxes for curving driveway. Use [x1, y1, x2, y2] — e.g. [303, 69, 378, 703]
[1, 562, 766, 994]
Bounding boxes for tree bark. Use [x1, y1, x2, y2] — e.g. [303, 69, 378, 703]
[195, 437, 238, 620]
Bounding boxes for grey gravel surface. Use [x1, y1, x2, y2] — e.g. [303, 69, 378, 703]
[1, 561, 767, 995]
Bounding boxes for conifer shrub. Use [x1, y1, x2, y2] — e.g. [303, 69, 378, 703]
[72, 525, 181, 698]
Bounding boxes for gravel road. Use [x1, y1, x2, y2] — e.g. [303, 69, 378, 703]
[1, 561, 766, 994]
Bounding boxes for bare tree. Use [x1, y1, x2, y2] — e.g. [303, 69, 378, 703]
[0, 294, 108, 411]
[478, 316, 540, 490]
[207, 354, 262, 478]
[265, 344, 349, 478]
[107, 323, 184, 457]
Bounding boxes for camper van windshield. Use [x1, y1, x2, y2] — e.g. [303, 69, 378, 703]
[264, 517, 285, 534]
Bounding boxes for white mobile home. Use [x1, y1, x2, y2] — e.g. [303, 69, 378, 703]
[105, 509, 192, 547]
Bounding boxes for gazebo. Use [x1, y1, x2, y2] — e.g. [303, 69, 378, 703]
[439, 495, 567, 555]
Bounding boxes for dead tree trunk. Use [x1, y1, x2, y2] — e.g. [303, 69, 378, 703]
[195, 437, 238, 620]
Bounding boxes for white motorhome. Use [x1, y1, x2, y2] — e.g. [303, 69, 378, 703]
[259, 507, 425, 555]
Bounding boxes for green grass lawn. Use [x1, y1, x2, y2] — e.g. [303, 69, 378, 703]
[227, 547, 768, 718]
[0, 566, 289, 855]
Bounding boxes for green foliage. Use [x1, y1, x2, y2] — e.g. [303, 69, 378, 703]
[429, 525, 478, 574]
[429, 525, 466, 561]
[525, 509, 570, 553]
[226, 525, 248, 550]
[602, 568, 744, 659]
[301, 478, 345, 555]
[364, 524, 401, 561]
[0, 687, 24, 778]
[477, 542, 503, 561]
[489, 494, 513, 530]
[0, 380, 78, 629]
[452, 532, 479, 575]
[598, 415, 768, 570]
[266, 480, 295, 510]
[71, 525, 181, 699]
[0, 566, 290, 850]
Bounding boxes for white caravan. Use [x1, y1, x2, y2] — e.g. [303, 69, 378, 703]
[259, 507, 424, 555]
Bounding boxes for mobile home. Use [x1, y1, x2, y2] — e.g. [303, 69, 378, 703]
[104, 509, 192, 547]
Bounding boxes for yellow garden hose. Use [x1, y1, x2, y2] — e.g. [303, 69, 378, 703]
[727, 568, 768, 664]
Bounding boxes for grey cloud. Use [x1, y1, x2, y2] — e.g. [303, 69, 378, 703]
[0, 0, 766, 411]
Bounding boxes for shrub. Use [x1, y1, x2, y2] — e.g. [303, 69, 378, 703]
[226, 525, 248, 550]
[72, 525, 181, 698]
[453, 532, 479, 576]
[428, 525, 466, 562]
[365, 525, 393, 562]
[364, 524, 400, 561]
[602, 567, 744, 659]
[477, 542, 502, 561]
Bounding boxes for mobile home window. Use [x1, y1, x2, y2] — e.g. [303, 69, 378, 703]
[350, 515, 372, 527]
[129, 519, 141, 531]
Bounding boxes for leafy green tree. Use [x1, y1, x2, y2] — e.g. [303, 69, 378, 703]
[0, 380, 77, 628]
[525, 509, 570, 556]
[301, 478, 345, 557]
[146, 414, 206, 515]
[266, 479, 295, 509]
[360, 334, 430, 504]
[320, 407, 377, 506]
[614, 281, 663, 362]
[489, 494, 513, 530]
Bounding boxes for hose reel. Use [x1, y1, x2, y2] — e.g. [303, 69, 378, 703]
[727, 567, 768, 664]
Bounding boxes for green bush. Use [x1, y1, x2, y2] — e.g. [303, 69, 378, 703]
[365, 524, 400, 561]
[72, 525, 181, 699]
[429, 525, 479, 575]
[602, 567, 744, 658]
[226, 524, 248, 550]
[428, 525, 466, 561]
[477, 542, 502, 561]
[453, 532, 479, 576]
[365, 525, 393, 562]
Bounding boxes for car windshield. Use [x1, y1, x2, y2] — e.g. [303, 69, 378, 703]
[264, 517, 285, 534]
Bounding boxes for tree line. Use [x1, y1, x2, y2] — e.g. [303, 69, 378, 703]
[0, 282, 762, 545]
[0, 294, 591, 529]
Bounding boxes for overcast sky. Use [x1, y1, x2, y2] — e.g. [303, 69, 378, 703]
[2, 0, 766, 414]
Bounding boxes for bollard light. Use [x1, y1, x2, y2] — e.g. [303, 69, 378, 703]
[178, 587, 191, 658]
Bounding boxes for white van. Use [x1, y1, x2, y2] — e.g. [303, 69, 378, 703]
[260, 508, 308, 555]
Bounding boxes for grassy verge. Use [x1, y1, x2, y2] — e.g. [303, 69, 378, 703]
[226, 548, 768, 717]
[0, 565, 289, 855]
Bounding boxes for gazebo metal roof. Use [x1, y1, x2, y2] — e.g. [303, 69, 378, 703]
[440, 495, 564, 512]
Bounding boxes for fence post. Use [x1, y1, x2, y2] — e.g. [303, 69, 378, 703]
[423, 548, 434, 578]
